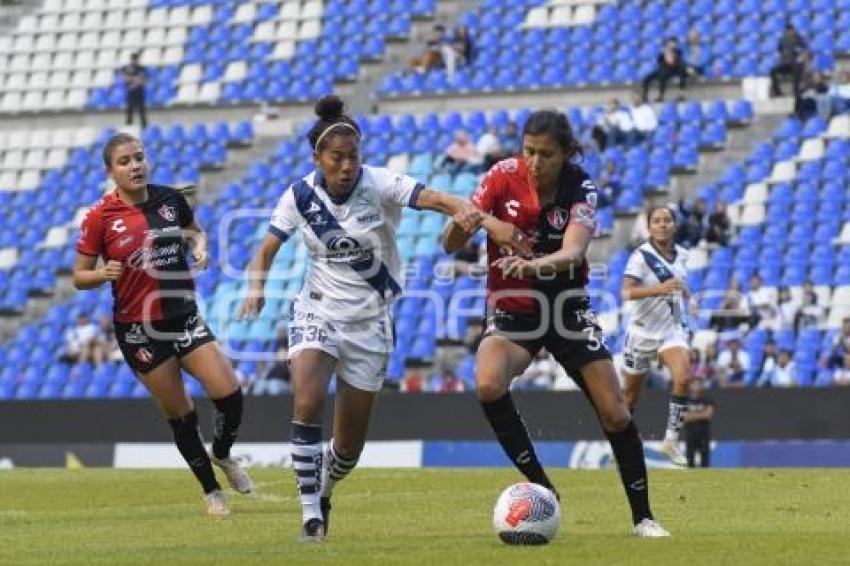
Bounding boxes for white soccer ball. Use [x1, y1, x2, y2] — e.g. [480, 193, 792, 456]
[492, 482, 561, 545]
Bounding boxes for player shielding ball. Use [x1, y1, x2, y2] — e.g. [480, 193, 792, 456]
[442, 109, 669, 537]
[73, 133, 253, 517]
[621, 205, 693, 466]
[238, 95, 524, 542]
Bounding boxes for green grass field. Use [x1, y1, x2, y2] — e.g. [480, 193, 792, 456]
[1, 468, 849, 565]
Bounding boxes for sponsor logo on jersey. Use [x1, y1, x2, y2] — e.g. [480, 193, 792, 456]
[157, 205, 176, 222]
[357, 213, 381, 224]
[117, 235, 134, 248]
[546, 207, 569, 230]
[505, 199, 520, 217]
[307, 201, 322, 214]
[134, 347, 154, 364]
[126, 242, 182, 270]
[125, 323, 149, 344]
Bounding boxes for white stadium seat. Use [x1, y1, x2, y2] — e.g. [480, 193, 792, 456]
[24, 149, 46, 169]
[834, 223, 850, 245]
[233, 3, 256, 23]
[573, 4, 597, 25]
[165, 27, 187, 45]
[169, 6, 190, 26]
[298, 19, 321, 40]
[197, 82, 220, 103]
[44, 90, 68, 110]
[45, 149, 68, 169]
[161, 46, 184, 66]
[524, 7, 549, 27]
[743, 183, 768, 204]
[178, 63, 202, 84]
[42, 227, 70, 249]
[191, 5, 213, 25]
[769, 160, 796, 183]
[0, 249, 19, 270]
[18, 170, 41, 190]
[739, 204, 766, 225]
[302, 0, 323, 19]
[270, 41, 295, 60]
[147, 7, 169, 27]
[223, 61, 247, 82]
[2, 92, 23, 112]
[279, 1, 301, 20]
[65, 89, 87, 108]
[825, 114, 850, 138]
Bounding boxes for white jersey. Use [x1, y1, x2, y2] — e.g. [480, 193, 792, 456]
[268, 164, 424, 322]
[623, 241, 689, 340]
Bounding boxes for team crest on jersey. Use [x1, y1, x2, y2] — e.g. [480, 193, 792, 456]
[157, 204, 176, 222]
[547, 207, 569, 230]
[134, 347, 154, 364]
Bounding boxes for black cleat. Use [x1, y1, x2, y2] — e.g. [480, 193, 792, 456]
[300, 518, 325, 543]
[320, 497, 332, 534]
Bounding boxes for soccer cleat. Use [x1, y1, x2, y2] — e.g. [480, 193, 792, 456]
[210, 453, 254, 494]
[659, 440, 688, 467]
[300, 518, 326, 543]
[633, 518, 671, 538]
[205, 489, 230, 518]
[320, 497, 332, 534]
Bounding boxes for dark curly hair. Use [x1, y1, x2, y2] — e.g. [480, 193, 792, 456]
[522, 109, 583, 161]
[306, 95, 361, 151]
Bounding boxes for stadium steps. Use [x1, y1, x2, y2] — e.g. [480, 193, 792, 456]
[342, 0, 474, 114]
[588, 112, 785, 265]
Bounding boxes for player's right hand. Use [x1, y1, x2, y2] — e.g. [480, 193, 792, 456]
[487, 220, 533, 257]
[100, 260, 123, 282]
[660, 278, 684, 295]
[237, 292, 265, 320]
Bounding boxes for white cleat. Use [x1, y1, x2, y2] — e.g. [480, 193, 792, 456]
[205, 489, 230, 518]
[210, 453, 254, 494]
[659, 440, 688, 467]
[633, 518, 671, 538]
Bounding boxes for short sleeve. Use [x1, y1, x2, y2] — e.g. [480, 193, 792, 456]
[470, 166, 504, 214]
[76, 206, 104, 257]
[374, 167, 424, 209]
[623, 249, 647, 282]
[568, 174, 598, 232]
[175, 191, 194, 227]
[268, 187, 300, 242]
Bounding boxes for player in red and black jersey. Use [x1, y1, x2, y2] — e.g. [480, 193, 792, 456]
[443, 110, 669, 537]
[73, 133, 252, 517]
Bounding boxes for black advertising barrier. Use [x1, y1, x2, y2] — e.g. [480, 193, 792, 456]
[1, 388, 850, 443]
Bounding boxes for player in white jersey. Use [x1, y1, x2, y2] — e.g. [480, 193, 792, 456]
[237, 96, 523, 542]
[621, 205, 693, 466]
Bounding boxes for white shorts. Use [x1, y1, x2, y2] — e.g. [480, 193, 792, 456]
[621, 325, 689, 375]
[287, 305, 393, 392]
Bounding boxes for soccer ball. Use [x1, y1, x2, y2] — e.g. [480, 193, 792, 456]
[492, 482, 561, 545]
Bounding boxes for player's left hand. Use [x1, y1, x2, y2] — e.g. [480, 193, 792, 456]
[192, 246, 209, 270]
[453, 206, 484, 233]
[492, 256, 537, 279]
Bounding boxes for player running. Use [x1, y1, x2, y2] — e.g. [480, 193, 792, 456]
[73, 133, 253, 517]
[238, 95, 525, 542]
[442, 109, 669, 537]
[621, 204, 693, 466]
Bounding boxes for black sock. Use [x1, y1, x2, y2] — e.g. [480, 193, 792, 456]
[605, 419, 653, 525]
[480, 392, 554, 490]
[211, 388, 243, 460]
[168, 410, 220, 495]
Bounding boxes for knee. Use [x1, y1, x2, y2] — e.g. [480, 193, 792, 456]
[476, 374, 508, 403]
[599, 406, 632, 433]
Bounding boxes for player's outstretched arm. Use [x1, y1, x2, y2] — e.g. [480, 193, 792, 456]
[442, 214, 533, 256]
[238, 233, 283, 319]
[495, 221, 590, 279]
[72, 253, 122, 290]
[413, 188, 483, 232]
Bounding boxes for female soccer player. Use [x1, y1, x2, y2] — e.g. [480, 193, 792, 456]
[621, 205, 693, 466]
[442, 109, 669, 537]
[73, 133, 253, 517]
[238, 95, 524, 542]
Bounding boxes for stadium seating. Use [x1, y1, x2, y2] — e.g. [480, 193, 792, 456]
[379, 0, 850, 97]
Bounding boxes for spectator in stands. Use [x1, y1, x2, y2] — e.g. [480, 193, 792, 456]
[701, 343, 720, 386]
[453, 25, 474, 66]
[826, 317, 850, 384]
[769, 23, 809, 97]
[596, 159, 621, 209]
[684, 377, 714, 467]
[684, 28, 710, 77]
[642, 37, 688, 102]
[596, 99, 636, 149]
[630, 91, 658, 143]
[61, 313, 106, 365]
[704, 201, 731, 246]
[776, 287, 800, 331]
[258, 339, 290, 395]
[409, 24, 446, 74]
[477, 126, 503, 171]
[828, 71, 850, 114]
[747, 274, 778, 331]
[98, 314, 122, 362]
[499, 121, 522, 157]
[399, 362, 426, 392]
[121, 51, 148, 129]
[757, 348, 797, 387]
[795, 282, 824, 331]
[758, 338, 778, 377]
[436, 371, 465, 393]
[794, 68, 832, 121]
[675, 197, 706, 248]
[716, 335, 750, 387]
[710, 280, 752, 332]
[513, 349, 556, 390]
[440, 129, 483, 173]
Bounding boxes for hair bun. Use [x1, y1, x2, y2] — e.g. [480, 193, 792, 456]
[315, 95, 345, 121]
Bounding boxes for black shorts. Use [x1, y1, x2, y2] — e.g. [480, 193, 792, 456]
[484, 296, 612, 379]
[114, 312, 216, 374]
